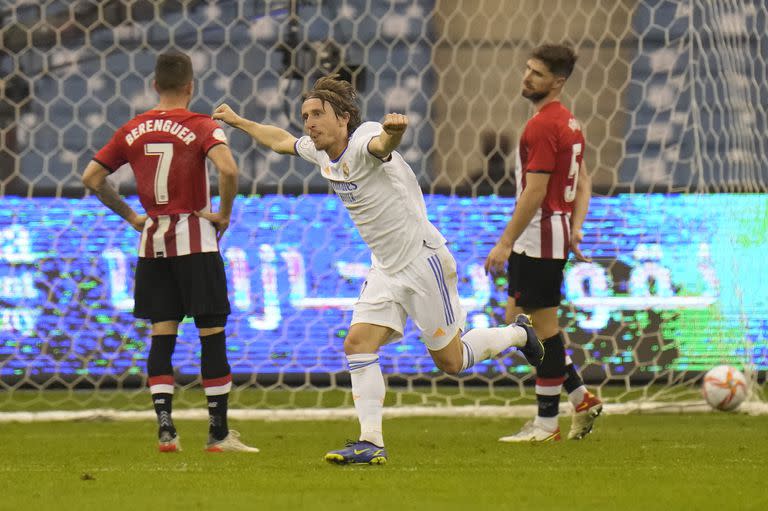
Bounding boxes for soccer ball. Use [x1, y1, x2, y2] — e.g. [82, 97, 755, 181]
[701, 365, 748, 411]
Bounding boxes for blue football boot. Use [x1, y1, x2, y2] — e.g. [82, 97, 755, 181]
[515, 314, 545, 366]
[324, 440, 387, 465]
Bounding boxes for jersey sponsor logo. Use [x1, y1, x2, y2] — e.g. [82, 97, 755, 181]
[329, 179, 358, 203]
[329, 180, 358, 191]
[212, 127, 227, 142]
[125, 119, 197, 146]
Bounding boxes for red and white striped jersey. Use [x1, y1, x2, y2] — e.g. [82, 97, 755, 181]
[513, 101, 585, 260]
[93, 108, 227, 258]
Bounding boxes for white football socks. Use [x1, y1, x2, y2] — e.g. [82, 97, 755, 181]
[533, 415, 559, 432]
[535, 381, 563, 432]
[347, 353, 385, 447]
[568, 385, 587, 409]
[460, 325, 528, 371]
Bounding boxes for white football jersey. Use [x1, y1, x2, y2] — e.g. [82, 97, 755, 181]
[295, 121, 445, 273]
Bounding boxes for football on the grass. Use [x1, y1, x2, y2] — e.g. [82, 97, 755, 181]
[702, 365, 748, 411]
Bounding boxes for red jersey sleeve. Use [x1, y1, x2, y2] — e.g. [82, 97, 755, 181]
[92, 127, 128, 173]
[198, 118, 228, 155]
[524, 118, 558, 173]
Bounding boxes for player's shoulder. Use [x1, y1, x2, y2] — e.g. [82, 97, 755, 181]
[181, 111, 228, 140]
[550, 103, 584, 135]
[532, 101, 566, 120]
[531, 102, 580, 131]
[120, 110, 153, 129]
[295, 135, 318, 155]
[352, 121, 383, 141]
[178, 110, 217, 127]
[348, 122, 383, 156]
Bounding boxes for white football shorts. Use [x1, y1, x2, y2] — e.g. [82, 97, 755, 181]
[351, 243, 467, 351]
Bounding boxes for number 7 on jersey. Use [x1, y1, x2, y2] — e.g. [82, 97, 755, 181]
[144, 143, 173, 204]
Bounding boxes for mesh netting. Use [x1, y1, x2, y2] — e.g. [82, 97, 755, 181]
[1, 0, 766, 414]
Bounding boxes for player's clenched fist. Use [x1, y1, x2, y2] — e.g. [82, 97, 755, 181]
[382, 113, 408, 136]
[213, 103, 241, 126]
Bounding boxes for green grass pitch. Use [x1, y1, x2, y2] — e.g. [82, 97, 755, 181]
[2, 414, 767, 510]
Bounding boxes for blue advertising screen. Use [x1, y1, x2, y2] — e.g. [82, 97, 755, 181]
[1, 194, 766, 380]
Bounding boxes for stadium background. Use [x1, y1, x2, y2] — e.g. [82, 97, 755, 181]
[1, 0, 766, 406]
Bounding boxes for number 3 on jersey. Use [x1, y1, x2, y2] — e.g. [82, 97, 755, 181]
[144, 143, 173, 204]
[564, 143, 582, 202]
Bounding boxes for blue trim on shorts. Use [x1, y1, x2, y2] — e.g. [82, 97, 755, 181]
[427, 254, 455, 325]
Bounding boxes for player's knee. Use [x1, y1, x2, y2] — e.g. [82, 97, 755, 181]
[344, 331, 385, 354]
[343, 333, 366, 354]
[505, 308, 525, 326]
[194, 314, 227, 330]
[435, 357, 463, 375]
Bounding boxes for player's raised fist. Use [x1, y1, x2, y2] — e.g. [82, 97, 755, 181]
[382, 113, 408, 136]
[213, 103, 240, 126]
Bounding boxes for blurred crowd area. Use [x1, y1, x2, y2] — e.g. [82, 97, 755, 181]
[1, 0, 766, 197]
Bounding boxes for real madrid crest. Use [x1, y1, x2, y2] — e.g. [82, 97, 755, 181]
[342, 162, 350, 178]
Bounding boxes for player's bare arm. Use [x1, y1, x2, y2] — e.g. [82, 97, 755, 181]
[484, 172, 550, 275]
[213, 103, 297, 155]
[82, 161, 147, 232]
[194, 143, 238, 240]
[570, 163, 592, 262]
[368, 113, 408, 159]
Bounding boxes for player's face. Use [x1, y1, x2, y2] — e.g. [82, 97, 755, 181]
[522, 59, 559, 103]
[301, 98, 348, 152]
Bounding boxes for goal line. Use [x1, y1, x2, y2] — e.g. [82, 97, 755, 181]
[3, 401, 768, 423]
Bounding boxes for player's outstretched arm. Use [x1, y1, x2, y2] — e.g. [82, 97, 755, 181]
[368, 113, 408, 160]
[570, 163, 592, 262]
[213, 104, 297, 155]
[82, 161, 146, 232]
[484, 172, 549, 275]
[195, 144, 238, 241]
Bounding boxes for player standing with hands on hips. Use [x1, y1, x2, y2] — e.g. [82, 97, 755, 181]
[82, 51, 258, 453]
[485, 44, 603, 442]
[214, 75, 544, 464]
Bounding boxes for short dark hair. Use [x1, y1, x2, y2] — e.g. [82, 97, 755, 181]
[304, 75, 362, 135]
[530, 44, 578, 79]
[155, 51, 193, 92]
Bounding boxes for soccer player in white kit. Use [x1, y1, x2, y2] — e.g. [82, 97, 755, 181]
[213, 75, 544, 465]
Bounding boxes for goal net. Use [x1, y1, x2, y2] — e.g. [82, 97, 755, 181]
[1, 0, 766, 418]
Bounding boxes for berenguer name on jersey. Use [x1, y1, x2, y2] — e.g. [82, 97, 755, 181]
[125, 119, 197, 146]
